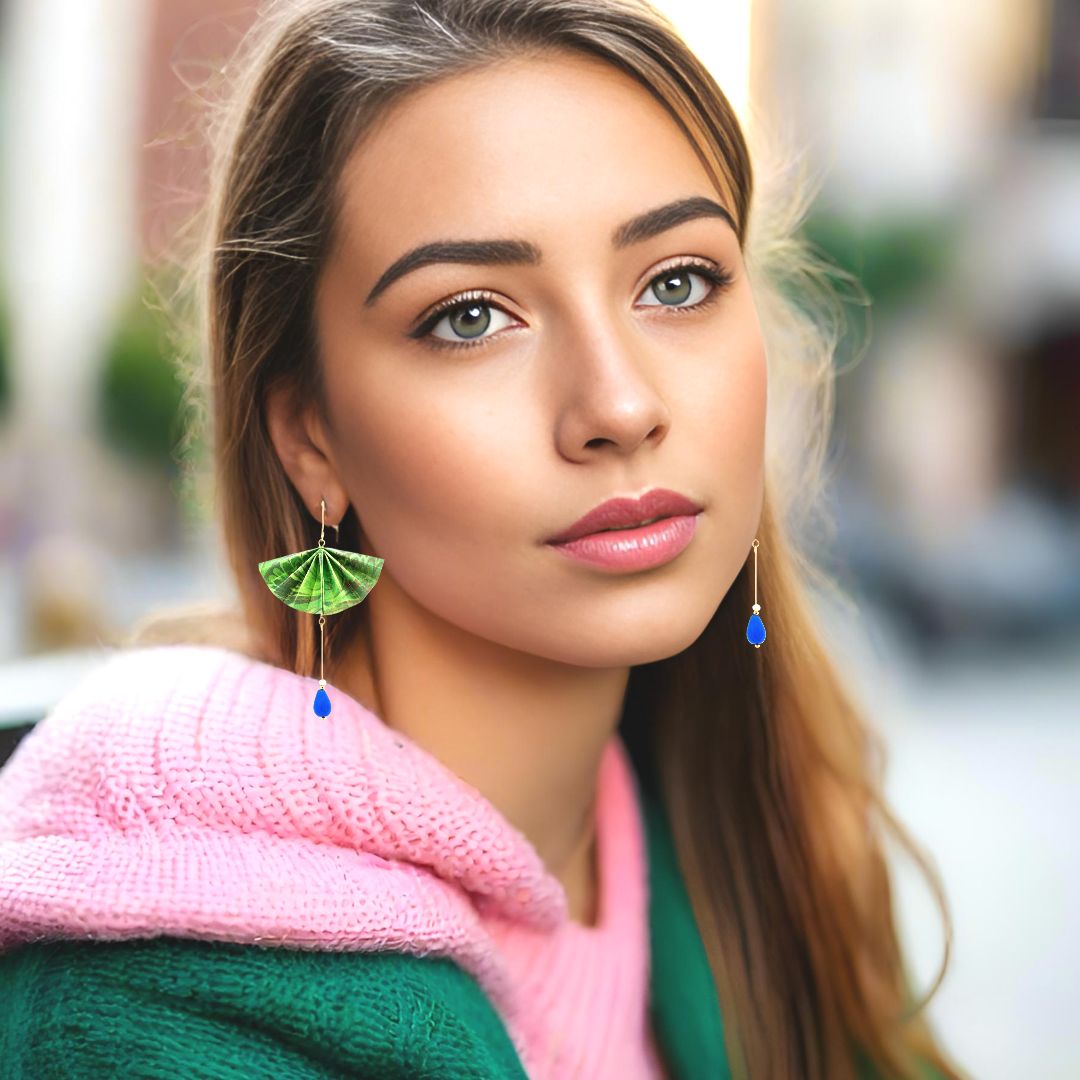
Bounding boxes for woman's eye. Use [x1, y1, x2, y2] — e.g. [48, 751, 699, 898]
[422, 295, 518, 349]
[636, 263, 731, 310]
[411, 261, 732, 351]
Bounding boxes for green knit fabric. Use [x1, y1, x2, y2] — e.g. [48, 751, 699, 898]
[637, 777, 730, 1079]
[0, 935, 526, 1079]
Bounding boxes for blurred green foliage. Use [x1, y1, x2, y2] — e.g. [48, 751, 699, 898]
[801, 208, 960, 315]
[789, 207, 965, 375]
[99, 280, 189, 474]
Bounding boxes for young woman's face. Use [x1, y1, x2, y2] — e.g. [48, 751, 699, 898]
[313, 50, 766, 667]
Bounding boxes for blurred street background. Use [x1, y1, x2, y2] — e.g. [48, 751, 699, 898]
[0, 2, 1077, 1077]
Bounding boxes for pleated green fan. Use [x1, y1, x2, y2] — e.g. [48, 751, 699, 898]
[258, 545, 384, 616]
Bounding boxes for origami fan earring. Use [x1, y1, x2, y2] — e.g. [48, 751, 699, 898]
[746, 538, 766, 648]
[257, 498, 384, 717]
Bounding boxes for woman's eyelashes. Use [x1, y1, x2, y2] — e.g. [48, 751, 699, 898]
[407, 258, 735, 352]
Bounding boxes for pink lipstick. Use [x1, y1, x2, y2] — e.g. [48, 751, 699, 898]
[545, 488, 703, 571]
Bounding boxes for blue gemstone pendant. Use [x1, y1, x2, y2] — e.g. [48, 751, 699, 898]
[746, 538, 765, 647]
[313, 683, 332, 717]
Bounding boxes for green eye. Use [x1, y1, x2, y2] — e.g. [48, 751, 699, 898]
[427, 296, 516, 347]
[410, 289, 517, 351]
[638, 262, 733, 309]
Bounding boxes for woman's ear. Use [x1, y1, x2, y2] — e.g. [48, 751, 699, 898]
[263, 380, 349, 524]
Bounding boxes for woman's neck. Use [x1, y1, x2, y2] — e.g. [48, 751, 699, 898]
[332, 570, 628, 903]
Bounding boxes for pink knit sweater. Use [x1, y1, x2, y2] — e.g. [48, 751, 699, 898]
[0, 642, 665, 1078]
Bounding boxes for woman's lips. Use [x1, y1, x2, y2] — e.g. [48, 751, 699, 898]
[545, 489, 704, 543]
[545, 511, 701, 571]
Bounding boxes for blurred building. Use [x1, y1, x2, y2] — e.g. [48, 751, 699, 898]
[752, 0, 1080, 654]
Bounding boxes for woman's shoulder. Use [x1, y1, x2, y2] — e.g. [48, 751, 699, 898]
[2, 641, 263, 761]
[0, 639, 298, 794]
[0, 642, 266, 832]
[0, 933, 528, 1079]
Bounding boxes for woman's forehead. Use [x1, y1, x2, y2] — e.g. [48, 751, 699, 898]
[330, 54, 720, 281]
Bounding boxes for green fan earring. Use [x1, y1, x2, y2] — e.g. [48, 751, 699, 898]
[257, 498, 384, 717]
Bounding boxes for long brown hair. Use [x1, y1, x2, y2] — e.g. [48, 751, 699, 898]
[129, 2, 967, 1077]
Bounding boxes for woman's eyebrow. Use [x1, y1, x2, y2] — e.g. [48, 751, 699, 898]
[363, 194, 735, 307]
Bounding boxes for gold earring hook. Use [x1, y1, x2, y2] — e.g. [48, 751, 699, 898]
[320, 497, 341, 542]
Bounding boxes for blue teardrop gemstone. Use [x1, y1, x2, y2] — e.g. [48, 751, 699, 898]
[313, 687, 332, 717]
[746, 613, 766, 646]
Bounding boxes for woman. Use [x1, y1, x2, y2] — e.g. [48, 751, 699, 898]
[0, 1, 967, 1077]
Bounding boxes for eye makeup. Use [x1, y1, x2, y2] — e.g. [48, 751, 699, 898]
[405, 256, 735, 353]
